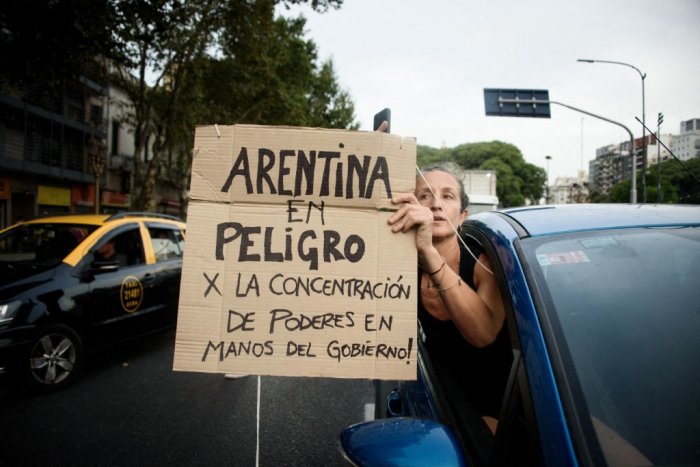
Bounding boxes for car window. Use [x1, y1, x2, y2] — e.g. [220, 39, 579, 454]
[93, 227, 145, 267]
[147, 226, 184, 262]
[524, 226, 700, 465]
[0, 223, 95, 265]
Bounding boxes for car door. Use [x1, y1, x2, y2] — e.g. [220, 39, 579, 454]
[144, 222, 185, 327]
[415, 228, 545, 466]
[78, 223, 158, 346]
[459, 227, 545, 466]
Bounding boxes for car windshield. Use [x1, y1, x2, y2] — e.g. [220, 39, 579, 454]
[524, 226, 700, 465]
[0, 223, 97, 266]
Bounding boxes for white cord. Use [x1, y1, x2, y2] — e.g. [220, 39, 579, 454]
[415, 165, 494, 275]
[256, 375, 261, 467]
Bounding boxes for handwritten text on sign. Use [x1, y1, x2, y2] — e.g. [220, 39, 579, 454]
[173, 125, 417, 380]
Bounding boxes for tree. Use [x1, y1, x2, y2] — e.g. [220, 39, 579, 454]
[417, 141, 545, 207]
[200, 11, 356, 128]
[0, 0, 115, 89]
[109, 0, 220, 210]
[155, 9, 357, 216]
[606, 158, 700, 204]
[416, 145, 446, 164]
[664, 158, 700, 204]
[109, 0, 351, 212]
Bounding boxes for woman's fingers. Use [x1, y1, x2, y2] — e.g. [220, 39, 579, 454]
[391, 192, 417, 205]
[388, 200, 432, 233]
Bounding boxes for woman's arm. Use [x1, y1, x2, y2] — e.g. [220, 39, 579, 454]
[429, 252, 505, 347]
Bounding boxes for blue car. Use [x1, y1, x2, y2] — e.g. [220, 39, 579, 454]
[340, 204, 700, 466]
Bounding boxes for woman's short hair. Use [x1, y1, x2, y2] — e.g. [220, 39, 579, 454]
[418, 161, 469, 210]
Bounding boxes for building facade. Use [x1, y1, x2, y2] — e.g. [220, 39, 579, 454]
[0, 75, 183, 229]
[647, 133, 675, 165]
[587, 118, 699, 198]
[588, 135, 651, 196]
[0, 75, 109, 228]
[670, 118, 700, 162]
[550, 172, 589, 204]
[460, 170, 499, 212]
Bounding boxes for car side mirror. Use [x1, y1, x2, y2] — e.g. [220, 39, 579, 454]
[91, 259, 120, 272]
[339, 417, 467, 467]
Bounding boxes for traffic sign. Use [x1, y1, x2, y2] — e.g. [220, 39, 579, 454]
[483, 88, 551, 118]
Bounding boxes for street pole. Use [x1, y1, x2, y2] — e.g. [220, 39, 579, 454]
[657, 112, 663, 203]
[545, 155, 552, 204]
[497, 96, 637, 203]
[89, 139, 105, 214]
[577, 59, 646, 202]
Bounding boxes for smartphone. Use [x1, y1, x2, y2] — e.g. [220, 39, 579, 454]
[373, 108, 391, 133]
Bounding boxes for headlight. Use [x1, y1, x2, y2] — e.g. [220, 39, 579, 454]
[0, 300, 22, 324]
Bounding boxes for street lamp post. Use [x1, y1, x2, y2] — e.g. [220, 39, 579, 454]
[493, 95, 637, 203]
[577, 58, 646, 202]
[89, 138, 106, 214]
[545, 155, 552, 204]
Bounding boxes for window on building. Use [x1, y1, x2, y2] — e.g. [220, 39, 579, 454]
[90, 105, 103, 126]
[111, 120, 120, 156]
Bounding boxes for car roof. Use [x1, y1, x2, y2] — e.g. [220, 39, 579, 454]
[482, 204, 700, 238]
[23, 214, 112, 226]
[20, 212, 184, 227]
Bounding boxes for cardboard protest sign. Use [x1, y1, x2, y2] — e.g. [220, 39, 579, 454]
[173, 125, 417, 380]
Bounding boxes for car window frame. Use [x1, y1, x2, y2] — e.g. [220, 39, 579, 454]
[416, 320, 496, 466]
[78, 223, 146, 271]
[514, 236, 606, 466]
[460, 227, 545, 466]
[517, 226, 700, 466]
[144, 222, 185, 263]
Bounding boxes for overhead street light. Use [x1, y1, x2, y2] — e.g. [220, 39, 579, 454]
[483, 88, 638, 203]
[577, 58, 647, 202]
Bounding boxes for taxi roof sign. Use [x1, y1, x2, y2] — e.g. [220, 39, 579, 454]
[484, 88, 551, 118]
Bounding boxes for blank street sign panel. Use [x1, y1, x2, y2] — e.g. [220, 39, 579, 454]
[484, 88, 551, 118]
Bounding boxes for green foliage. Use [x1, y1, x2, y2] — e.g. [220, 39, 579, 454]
[606, 180, 632, 203]
[1, 0, 351, 196]
[0, 0, 115, 88]
[200, 13, 356, 129]
[662, 157, 700, 203]
[604, 158, 700, 204]
[416, 145, 447, 164]
[104, 0, 354, 209]
[417, 141, 546, 207]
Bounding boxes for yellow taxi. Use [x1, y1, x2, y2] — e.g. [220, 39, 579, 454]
[0, 212, 185, 391]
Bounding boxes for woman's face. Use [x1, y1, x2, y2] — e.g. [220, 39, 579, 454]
[415, 170, 467, 240]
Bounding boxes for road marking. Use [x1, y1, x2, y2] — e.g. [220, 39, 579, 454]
[364, 403, 375, 421]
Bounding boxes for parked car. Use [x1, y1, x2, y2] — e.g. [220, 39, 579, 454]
[341, 204, 700, 466]
[0, 212, 185, 391]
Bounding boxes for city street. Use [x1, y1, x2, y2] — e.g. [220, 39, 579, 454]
[0, 328, 375, 466]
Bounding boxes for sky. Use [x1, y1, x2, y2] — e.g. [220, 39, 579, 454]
[279, 0, 700, 182]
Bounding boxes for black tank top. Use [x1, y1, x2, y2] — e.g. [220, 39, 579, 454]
[418, 240, 512, 417]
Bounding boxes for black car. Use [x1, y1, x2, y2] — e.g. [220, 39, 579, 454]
[0, 212, 185, 391]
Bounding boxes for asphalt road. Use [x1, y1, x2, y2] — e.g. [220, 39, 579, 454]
[0, 328, 376, 466]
